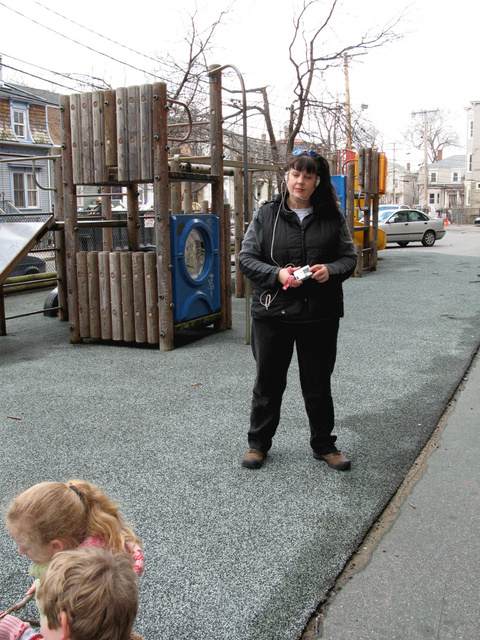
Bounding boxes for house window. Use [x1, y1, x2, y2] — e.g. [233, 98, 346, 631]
[452, 172, 459, 182]
[429, 193, 435, 204]
[430, 172, 437, 182]
[469, 155, 473, 172]
[476, 183, 480, 190]
[12, 170, 39, 208]
[12, 108, 27, 139]
[469, 120, 474, 138]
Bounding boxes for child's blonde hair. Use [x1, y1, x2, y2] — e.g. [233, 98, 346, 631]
[37, 547, 138, 640]
[7, 480, 141, 552]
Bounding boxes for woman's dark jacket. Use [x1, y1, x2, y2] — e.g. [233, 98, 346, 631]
[239, 194, 357, 322]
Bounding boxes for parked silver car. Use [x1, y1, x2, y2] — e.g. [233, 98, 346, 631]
[379, 209, 446, 247]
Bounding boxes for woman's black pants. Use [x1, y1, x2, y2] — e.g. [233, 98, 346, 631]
[248, 317, 340, 455]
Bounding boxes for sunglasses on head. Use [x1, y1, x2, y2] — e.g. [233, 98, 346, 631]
[292, 149, 318, 158]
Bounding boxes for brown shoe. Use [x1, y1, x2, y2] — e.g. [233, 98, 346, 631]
[242, 448, 265, 469]
[313, 450, 351, 470]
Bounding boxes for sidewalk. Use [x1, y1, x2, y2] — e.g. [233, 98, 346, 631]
[317, 346, 480, 640]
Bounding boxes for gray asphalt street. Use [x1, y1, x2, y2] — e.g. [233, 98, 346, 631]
[1, 224, 479, 640]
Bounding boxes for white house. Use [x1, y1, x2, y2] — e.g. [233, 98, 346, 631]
[382, 162, 417, 206]
[416, 154, 465, 215]
[464, 100, 480, 218]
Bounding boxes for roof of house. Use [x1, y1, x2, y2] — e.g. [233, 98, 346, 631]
[0, 82, 59, 106]
[428, 155, 465, 169]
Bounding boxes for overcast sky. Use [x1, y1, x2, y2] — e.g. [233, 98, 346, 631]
[0, 0, 477, 169]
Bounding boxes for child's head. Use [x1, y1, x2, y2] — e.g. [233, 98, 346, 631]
[37, 547, 138, 640]
[6, 480, 140, 562]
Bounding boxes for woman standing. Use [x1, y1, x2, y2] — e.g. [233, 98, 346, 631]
[239, 150, 357, 470]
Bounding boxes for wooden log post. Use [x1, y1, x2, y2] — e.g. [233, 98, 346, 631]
[247, 158, 254, 223]
[363, 148, 373, 269]
[0, 286, 5, 337]
[116, 87, 128, 182]
[76, 252, 89, 338]
[87, 251, 101, 338]
[109, 251, 123, 341]
[69, 94, 83, 186]
[120, 252, 135, 342]
[92, 91, 107, 184]
[209, 64, 228, 330]
[233, 155, 245, 298]
[104, 89, 117, 172]
[139, 85, 153, 181]
[52, 148, 68, 321]
[101, 186, 113, 251]
[132, 252, 147, 344]
[152, 82, 174, 351]
[81, 92, 94, 184]
[170, 147, 182, 215]
[224, 204, 232, 329]
[127, 86, 141, 182]
[144, 251, 159, 344]
[370, 151, 379, 271]
[98, 251, 112, 340]
[354, 244, 363, 278]
[127, 184, 140, 251]
[346, 161, 355, 240]
[60, 94, 80, 342]
[183, 181, 193, 214]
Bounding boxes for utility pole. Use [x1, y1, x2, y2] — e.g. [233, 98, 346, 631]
[344, 53, 352, 150]
[412, 109, 438, 208]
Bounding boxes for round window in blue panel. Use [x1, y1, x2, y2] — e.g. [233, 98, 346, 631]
[184, 227, 206, 279]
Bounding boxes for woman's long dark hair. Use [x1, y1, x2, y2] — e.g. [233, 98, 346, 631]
[284, 152, 340, 215]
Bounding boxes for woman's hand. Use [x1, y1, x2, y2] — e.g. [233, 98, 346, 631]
[310, 264, 330, 283]
[277, 267, 304, 288]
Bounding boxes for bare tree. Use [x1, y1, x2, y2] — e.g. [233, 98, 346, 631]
[405, 109, 461, 162]
[162, 6, 231, 106]
[222, 0, 402, 176]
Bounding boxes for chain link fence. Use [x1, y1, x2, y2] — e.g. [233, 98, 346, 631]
[76, 211, 156, 252]
[1, 209, 159, 292]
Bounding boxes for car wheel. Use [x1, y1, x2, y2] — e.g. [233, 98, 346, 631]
[421, 230, 436, 246]
[44, 288, 59, 317]
[397, 241, 409, 247]
[25, 267, 40, 275]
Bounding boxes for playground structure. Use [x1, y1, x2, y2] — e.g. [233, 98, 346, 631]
[341, 148, 387, 276]
[53, 74, 227, 351]
[1, 64, 386, 348]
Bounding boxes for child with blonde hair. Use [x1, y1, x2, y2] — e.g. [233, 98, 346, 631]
[0, 547, 141, 640]
[5, 480, 144, 598]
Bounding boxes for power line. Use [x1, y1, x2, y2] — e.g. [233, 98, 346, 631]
[0, 0, 216, 91]
[0, 53, 106, 91]
[29, 0, 164, 66]
[0, 61, 86, 93]
[0, 1, 167, 82]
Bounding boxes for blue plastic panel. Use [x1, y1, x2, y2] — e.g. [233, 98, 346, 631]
[331, 175, 347, 216]
[170, 214, 220, 324]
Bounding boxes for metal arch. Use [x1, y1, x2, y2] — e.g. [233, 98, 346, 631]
[31, 158, 57, 192]
[166, 98, 193, 142]
[207, 64, 249, 226]
[207, 63, 251, 342]
[0, 154, 61, 192]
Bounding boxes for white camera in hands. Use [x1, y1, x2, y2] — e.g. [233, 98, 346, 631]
[293, 265, 312, 282]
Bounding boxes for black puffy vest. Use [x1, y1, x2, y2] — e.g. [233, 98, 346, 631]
[251, 201, 348, 322]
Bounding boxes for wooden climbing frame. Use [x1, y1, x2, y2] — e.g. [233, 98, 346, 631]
[55, 70, 228, 351]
